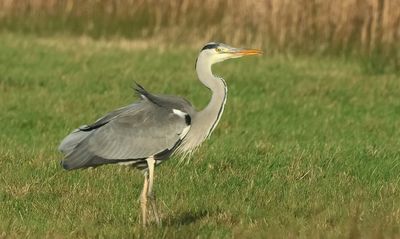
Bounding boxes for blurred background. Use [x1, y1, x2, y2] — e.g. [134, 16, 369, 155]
[0, 0, 399, 72]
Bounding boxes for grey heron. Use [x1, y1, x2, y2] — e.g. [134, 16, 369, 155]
[58, 42, 262, 225]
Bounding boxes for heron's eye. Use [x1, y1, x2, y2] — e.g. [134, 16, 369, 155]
[215, 48, 222, 53]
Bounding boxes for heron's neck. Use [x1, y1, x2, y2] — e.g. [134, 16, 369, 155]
[177, 55, 228, 154]
[195, 58, 227, 138]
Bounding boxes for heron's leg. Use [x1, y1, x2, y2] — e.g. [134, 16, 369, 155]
[146, 157, 161, 225]
[140, 171, 149, 226]
[149, 195, 161, 225]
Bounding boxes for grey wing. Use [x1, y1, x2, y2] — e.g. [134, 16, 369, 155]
[61, 102, 190, 170]
[58, 104, 138, 154]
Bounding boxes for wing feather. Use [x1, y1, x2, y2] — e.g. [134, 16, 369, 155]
[61, 100, 190, 170]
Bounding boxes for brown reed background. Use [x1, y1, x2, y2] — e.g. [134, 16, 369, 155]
[0, 0, 399, 63]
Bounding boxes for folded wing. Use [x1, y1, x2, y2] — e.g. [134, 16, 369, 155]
[60, 100, 190, 170]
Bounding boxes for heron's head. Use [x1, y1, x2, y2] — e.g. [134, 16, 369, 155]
[198, 42, 262, 65]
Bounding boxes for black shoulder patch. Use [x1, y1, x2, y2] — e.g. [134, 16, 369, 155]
[185, 114, 191, 125]
[201, 43, 219, 51]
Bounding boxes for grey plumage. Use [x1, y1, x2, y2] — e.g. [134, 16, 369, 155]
[58, 42, 262, 226]
[60, 85, 193, 170]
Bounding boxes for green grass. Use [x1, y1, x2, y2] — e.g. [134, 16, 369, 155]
[1, 33, 400, 238]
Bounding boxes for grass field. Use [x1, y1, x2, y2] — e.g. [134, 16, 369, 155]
[1, 34, 400, 238]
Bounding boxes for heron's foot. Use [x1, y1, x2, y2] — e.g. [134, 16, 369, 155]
[140, 195, 162, 226]
[141, 211, 161, 226]
[146, 214, 162, 226]
[147, 194, 162, 226]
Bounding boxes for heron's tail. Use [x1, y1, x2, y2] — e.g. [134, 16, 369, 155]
[58, 128, 92, 158]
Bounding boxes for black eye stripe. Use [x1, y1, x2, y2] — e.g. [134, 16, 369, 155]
[201, 43, 219, 51]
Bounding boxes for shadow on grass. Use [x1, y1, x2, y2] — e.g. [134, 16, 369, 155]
[165, 210, 209, 226]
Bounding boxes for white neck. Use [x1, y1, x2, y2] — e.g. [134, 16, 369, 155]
[179, 53, 227, 153]
[196, 56, 227, 136]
